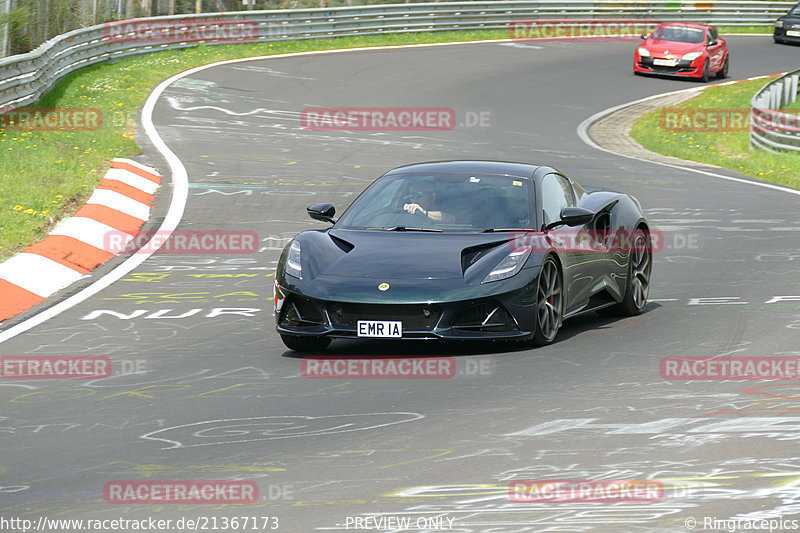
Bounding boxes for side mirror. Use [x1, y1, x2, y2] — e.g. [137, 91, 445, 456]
[640, 33, 648, 39]
[307, 202, 336, 224]
[547, 206, 594, 229]
[707, 39, 718, 46]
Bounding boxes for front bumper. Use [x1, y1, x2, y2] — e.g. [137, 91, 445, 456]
[634, 56, 703, 78]
[774, 27, 800, 42]
[275, 290, 536, 341]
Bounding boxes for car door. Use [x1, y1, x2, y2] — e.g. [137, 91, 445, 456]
[541, 173, 597, 314]
[705, 27, 724, 71]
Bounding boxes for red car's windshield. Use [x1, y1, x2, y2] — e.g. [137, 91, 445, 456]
[651, 26, 705, 43]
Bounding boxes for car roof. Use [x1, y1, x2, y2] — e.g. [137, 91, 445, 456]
[657, 21, 712, 30]
[383, 160, 543, 179]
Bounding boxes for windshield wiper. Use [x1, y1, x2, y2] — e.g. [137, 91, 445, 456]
[383, 226, 442, 232]
[482, 228, 534, 233]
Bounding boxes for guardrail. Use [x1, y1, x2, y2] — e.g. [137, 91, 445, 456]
[0, 1, 792, 112]
[750, 69, 800, 152]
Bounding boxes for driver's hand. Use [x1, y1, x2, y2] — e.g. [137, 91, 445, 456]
[404, 203, 426, 216]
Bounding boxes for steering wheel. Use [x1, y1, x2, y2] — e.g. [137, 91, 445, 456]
[395, 204, 428, 219]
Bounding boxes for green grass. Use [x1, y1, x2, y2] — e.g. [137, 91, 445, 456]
[630, 78, 800, 190]
[0, 25, 780, 260]
[717, 25, 772, 34]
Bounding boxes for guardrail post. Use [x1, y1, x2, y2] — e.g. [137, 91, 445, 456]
[783, 77, 793, 106]
[772, 85, 783, 110]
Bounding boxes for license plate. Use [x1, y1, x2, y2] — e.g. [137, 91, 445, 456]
[357, 320, 402, 338]
[787, 30, 800, 37]
[653, 58, 677, 66]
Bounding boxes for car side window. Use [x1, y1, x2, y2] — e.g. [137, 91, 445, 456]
[541, 173, 576, 226]
[708, 27, 718, 43]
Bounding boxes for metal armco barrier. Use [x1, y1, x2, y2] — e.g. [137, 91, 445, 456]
[750, 69, 800, 152]
[0, 1, 793, 112]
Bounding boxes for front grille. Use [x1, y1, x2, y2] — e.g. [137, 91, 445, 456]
[327, 303, 442, 331]
[639, 58, 694, 73]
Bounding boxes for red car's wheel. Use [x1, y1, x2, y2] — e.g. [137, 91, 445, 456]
[700, 60, 710, 82]
[716, 55, 729, 79]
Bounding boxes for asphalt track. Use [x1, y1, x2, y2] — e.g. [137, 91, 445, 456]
[2, 36, 800, 532]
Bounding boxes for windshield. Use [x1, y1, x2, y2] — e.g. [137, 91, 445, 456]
[335, 171, 534, 232]
[790, 5, 800, 15]
[651, 26, 705, 43]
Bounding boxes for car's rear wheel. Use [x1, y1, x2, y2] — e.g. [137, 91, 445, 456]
[532, 256, 563, 345]
[616, 228, 652, 316]
[597, 228, 652, 317]
[280, 334, 331, 352]
[716, 55, 729, 79]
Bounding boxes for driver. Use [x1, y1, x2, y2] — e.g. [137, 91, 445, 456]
[403, 181, 454, 223]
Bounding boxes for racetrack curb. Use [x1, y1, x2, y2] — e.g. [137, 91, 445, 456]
[0, 159, 161, 321]
[583, 74, 783, 169]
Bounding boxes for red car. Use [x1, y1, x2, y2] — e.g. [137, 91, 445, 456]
[634, 22, 729, 82]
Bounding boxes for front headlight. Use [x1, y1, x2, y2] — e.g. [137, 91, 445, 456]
[482, 246, 531, 284]
[776, 20, 784, 28]
[285, 240, 302, 279]
[637, 47, 650, 57]
[681, 51, 703, 61]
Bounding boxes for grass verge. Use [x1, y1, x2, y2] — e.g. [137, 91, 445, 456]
[630, 77, 799, 190]
[0, 26, 778, 260]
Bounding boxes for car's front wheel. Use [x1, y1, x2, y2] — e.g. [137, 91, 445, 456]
[716, 55, 729, 79]
[280, 334, 331, 352]
[699, 59, 710, 82]
[532, 256, 563, 346]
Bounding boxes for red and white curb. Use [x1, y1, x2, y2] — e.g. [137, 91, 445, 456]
[0, 158, 161, 321]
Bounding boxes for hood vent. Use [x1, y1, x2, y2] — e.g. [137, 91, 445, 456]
[461, 241, 504, 275]
[330, 234, 355, 253]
